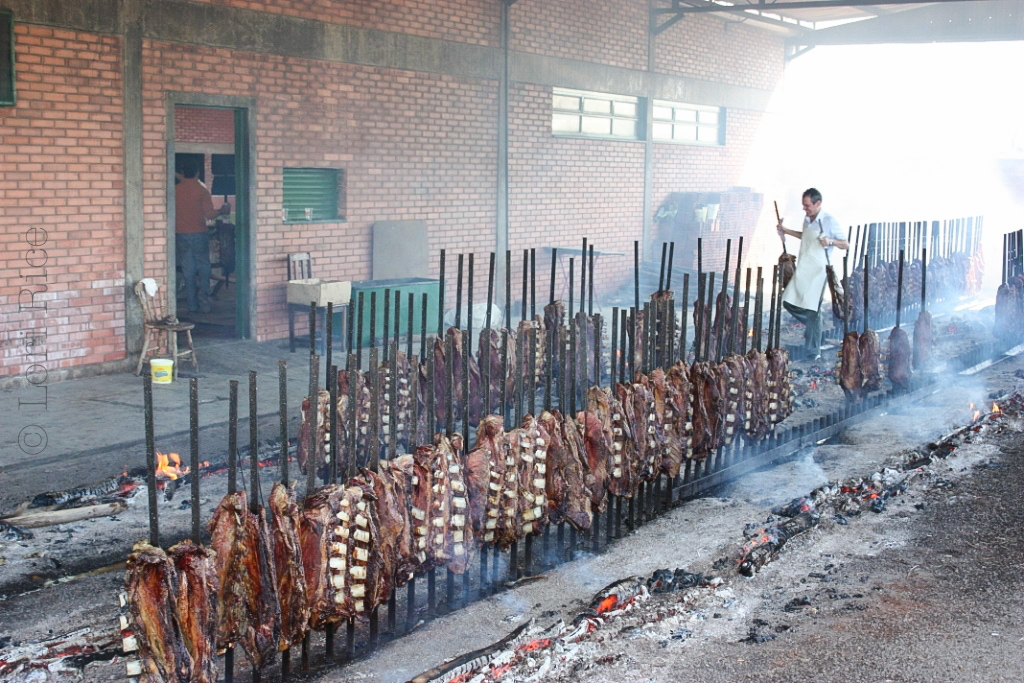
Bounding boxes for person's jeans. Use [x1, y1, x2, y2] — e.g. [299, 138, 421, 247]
[783, 300, 822, 357]
[176, 232, 211, 312]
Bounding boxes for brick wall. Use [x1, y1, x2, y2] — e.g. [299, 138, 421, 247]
[142, 41, 498, 342]
[175, 106, 235, 144]
[0, 25, 125, 380]
[188, 0, 500, 46]
[509, 83, 646, 301]
[509, 0, 648, 70]
[656, 15, 785, 90]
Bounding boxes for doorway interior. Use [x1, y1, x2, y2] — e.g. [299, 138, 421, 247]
[172, 105, 248, 341]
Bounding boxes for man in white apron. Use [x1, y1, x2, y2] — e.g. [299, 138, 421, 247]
[777, 188, 848, 360]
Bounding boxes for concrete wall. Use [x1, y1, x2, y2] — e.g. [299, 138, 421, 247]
[0, 0, 785, 380]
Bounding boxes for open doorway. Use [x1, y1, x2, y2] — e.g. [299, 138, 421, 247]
[171, 104, 250, 339]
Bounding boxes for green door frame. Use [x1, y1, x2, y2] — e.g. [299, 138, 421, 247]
[165, 93, 257, 338]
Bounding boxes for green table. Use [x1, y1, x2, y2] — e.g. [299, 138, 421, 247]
[345, 278, 440, 348]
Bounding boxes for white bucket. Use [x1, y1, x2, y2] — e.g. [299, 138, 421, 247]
[151, 359, 173, 384]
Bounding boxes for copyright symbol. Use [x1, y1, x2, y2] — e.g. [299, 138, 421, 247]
[18, 425, 48, 455]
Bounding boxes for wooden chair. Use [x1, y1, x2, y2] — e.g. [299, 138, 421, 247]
[134, 280, 198, 378]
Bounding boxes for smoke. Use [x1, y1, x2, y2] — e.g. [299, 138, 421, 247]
[740, 41, 1024, 288]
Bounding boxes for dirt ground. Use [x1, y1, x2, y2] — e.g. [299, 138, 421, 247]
[2, 305, 1022, 683]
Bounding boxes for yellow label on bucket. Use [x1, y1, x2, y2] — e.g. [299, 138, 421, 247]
[151, 359, 173, 383]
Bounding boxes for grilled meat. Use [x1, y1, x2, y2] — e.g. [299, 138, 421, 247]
[337, 368, 373, 472]
[743, 350, 771, 441]
[330, 484, 384, 619]
[168, 542, 218, 683]
[380, 350, 415, 453]
[779, 252, 797, 289]
[765, 348, 793, 424]
[298, 484, 346, 629]
[466, 415, 505, 544]
[478, 328, 517, 417]
[665, 363, 693, 470]
[575, 404, 611, 513]
[912, 310, 932, 370]
[539, 410, 593, 531]
[514, 415, 551, 536]
[377, 455, 419, 584]
[544, 300, 566, 331]
[207, 491, 281, 670]
[411, 434, 474, 571]
[648, 368, 683, 479]
[268, 482, 310, 651]
[859, 329, 882, 392]
[887, 326, 913, 391]
[838, 331, 862, 402]
[619, 380, 661, 484]
[298, 389, 331, 478]
[123, 541, 191, 683]
[720, 354, 748, 446]
[588, 386, 635, 497]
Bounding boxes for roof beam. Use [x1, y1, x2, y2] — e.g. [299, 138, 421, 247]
[655, 0, 992, 16]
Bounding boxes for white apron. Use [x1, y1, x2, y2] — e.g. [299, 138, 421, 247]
[782, 224, 828, 311]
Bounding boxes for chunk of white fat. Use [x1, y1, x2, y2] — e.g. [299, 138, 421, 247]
[354, 547, 369, 561]
[523, 509, 536, 522]
[452, 496, 467, 509]
[726, 414, 735, 423]
[484, 531, 495, 541]
[533, 478, 545, 489]
[417, 537, 427, 549]
[454, 544, 466, 556]
[612, 428, 622, 436]
[522, 522, 534, 534]
[489, 481, 501, 491]
[612, 467, 622, 477]
[334, 593, 346, 604]
[331, 542, 346, 555]
[355, 600, 365, 613]
[126, 660, 143, 676]
[453, 529, 464, 542]
[411, 507, 426, 521]
[485, 519, 498, 530]
[340, 498, 350, 507]
[119, 592, 129, 608]
[355, 514, 368, 528]
[331, 574, 345, 590]
[335, 526, 350, 539]
[350, 565, 367, 580]
[535, 437, 545, 446]
[448, 463, 461, 474]
[119, 614, 130, 630]
[432, 517, 445, 528]
[536, 463, 546, 474]
[122, 635, 139, 652]
[434, 533, 446, 546]
[353, 529, 370, 543]
[614, 442, 622, 452]
[451, 480, 465, 492]
[329, 556, 347, 570]
[411, 475, 419, 485]
[520, 440, 531, 449]
[336, 510, 350, 522]
[613, 413, 620, 420]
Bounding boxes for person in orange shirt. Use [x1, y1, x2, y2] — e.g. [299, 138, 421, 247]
[175, 157, 229, 313]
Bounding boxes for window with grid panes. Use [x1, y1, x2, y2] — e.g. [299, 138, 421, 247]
[652, 100, 723, 145]
[552, 88, 640, 140]
[282, 168, 345, 222]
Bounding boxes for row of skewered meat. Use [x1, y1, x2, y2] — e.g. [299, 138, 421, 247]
[835, 308, 930, 399]
[844, 251, 982, 326]
[121, 349, 794, 682]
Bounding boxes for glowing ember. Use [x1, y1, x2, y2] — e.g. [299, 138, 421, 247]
[594, 595, 618, 614]
[518, 638, 551, 652]
[155, 452, 189, 480]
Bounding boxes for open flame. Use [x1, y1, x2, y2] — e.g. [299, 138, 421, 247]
[594, 595, 619, 614]
[992, 402, 1001, 414]
[969, 403, 981, 423]
[155, 452, 189, 480]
